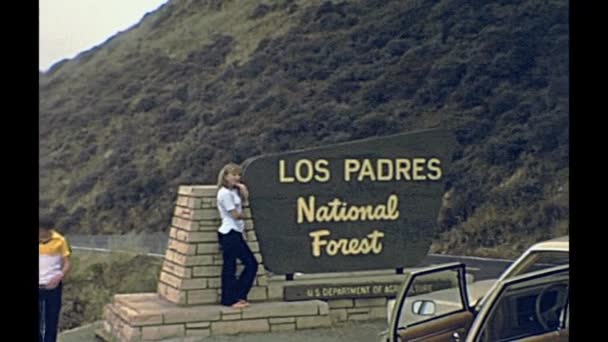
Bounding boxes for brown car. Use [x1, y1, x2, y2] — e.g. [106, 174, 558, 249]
[381, 237, 569, 342]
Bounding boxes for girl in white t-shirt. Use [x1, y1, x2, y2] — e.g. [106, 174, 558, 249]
[216, 163, 258, 309]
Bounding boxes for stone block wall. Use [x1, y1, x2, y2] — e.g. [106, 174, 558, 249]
[101, 294, 329, 341]
[157, 185, 268, 305]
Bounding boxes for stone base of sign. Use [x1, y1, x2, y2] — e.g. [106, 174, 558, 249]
[96, 293, 329, 341]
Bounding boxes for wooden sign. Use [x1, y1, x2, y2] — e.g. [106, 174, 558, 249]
[243, 128, 456, 274]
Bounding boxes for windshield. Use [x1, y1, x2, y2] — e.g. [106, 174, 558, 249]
[504, 251, 569, 279]
[474, 250, 569, 315]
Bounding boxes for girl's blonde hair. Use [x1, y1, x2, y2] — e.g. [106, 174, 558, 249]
[217, 163, 242, 189]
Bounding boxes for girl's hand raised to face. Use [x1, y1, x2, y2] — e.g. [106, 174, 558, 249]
[234, 182, 249, 203]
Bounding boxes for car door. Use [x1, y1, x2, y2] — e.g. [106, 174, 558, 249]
[389, 263, 475, 342]
[466, 264, 569, 342]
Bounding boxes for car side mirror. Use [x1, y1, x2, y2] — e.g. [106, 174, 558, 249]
[412, 300, 436, 316]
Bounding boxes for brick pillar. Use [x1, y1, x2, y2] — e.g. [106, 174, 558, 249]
[157, 185, 269, 305]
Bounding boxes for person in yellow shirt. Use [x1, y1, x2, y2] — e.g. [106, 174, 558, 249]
[39, 215, 71, 342]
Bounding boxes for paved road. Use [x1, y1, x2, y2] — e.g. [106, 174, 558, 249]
[420, 254, 513, 280]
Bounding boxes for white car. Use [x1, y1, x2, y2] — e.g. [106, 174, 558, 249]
[381, 236, 569, 341]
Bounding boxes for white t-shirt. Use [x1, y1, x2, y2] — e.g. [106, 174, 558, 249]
[217, 186, 245, 234]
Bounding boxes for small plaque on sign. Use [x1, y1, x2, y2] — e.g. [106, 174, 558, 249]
[284, 282, 403, 301]
[283, 280, 453, 301]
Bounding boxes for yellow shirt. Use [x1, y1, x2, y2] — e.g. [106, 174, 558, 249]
[39, 230, 71, 286]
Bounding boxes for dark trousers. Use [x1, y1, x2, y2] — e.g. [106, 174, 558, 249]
[39, 283, 62, 342]
[218, 230, 258, 306]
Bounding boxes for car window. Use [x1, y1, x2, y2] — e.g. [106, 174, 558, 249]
[507, 251, 569, 279]
[475, 250, 569, 311]
[396, 267, 467, 328]
[475, 266, 569, 342]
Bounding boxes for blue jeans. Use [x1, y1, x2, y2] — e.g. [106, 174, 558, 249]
[39, 283, 62, 342]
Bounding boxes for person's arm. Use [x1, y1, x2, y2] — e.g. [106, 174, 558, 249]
[235, 183, 249, 205]
[46, 256, 70, 289]
[61, 255, 71, 278]
[46, 239, 72, 289]
[229, 209, 246, 220]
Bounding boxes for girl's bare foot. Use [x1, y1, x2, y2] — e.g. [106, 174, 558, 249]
[238, 299, 250, 307]
[231, 302, 248, 309]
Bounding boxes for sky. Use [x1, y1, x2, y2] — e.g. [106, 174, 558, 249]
[39, 0, 168, 71]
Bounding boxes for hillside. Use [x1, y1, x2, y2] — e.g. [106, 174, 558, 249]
[39, 0, 569, 258]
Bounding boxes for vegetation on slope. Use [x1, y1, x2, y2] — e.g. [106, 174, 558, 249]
[40, 0, 569, 258]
